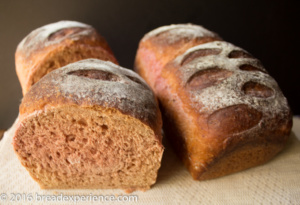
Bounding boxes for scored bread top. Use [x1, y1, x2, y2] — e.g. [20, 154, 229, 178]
[170, 41, 289, 113]
[16, 20, 113, 61]
[135, 24, 222, 89]
[20, 59, 161, 135]
[162, 40, 292, 136]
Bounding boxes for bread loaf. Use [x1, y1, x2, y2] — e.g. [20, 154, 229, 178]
[15, 20, 118, 95]
[13, 59, 164, 192]
[134, 24, 292, 180]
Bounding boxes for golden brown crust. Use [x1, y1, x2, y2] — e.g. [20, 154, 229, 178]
[134, 24, 293, 180]
[15, 21, 118, 95]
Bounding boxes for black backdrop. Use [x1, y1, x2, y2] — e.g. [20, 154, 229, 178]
[0, 0, 299, 128]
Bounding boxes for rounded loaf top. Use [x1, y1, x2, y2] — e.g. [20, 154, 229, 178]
[16, 20, 108, 60]
[143, 24, 221, 45]
[20, 59, 160, 128]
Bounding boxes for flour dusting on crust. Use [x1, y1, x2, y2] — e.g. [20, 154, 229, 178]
[143, 24, 220, 44]
[17, 21, 93, 59]
[29, 59, 158, 124]
[172, 41, 289, 118]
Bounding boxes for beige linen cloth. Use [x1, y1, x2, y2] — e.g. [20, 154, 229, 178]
[0, 117, 300, 205]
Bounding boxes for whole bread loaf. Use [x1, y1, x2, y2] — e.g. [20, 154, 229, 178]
[13, 59, 164, 192]
[16, 20, 118, 95]
[134, 24, 292, 180]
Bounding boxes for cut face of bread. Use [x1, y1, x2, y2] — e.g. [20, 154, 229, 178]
[14, 106, 162, 191]
[13, 59, 163, 192]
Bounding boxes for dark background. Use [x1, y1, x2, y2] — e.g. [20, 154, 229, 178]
[0, 0, 299, 129]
